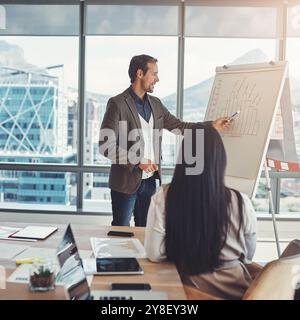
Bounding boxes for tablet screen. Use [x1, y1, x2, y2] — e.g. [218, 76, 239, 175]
[96, 257, 143, 274]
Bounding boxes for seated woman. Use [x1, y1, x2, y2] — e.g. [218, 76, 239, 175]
[144, 125, 257, 300]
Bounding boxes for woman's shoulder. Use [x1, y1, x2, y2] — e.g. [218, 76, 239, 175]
[229, 189, 257, 230]
[153, 184, 169, 197]
[150, 184, 169, 206]
[229, 189, 251, 206]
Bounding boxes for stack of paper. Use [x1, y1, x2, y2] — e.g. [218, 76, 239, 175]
[7, 263, 93, 286]
[0, 225, 58, 241]
[12, 226, 58, 240]
[0, 226, 22, 240]
[6, 263, 64, 286]
[0, 243, 30, 260]
[90, 237, 146, 259]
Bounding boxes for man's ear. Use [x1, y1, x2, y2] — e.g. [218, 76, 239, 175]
[136, 68, 144, 79]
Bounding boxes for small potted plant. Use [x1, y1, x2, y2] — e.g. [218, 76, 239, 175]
[29, 262, 55, 292]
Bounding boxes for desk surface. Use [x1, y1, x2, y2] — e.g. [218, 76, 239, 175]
[0, 222, 186, 300]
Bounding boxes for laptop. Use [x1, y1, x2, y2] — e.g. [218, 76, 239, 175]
[56, 224, 167, 300]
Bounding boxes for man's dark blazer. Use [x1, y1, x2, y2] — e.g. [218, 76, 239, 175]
[99, 88, 209, 194]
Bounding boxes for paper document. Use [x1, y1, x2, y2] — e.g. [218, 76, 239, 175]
[0, 226, 22, 238]
[0, 243, 30, 260]
[14, 247, 92, 262]
[90, 237, 146, 258]
[7, 260, 93, 286]
[7, 263, 64, 286]
[11, 226, 58, 240]
[0, 226, 36, 241]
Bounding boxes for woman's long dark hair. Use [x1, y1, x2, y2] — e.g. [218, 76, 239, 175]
[165, 124, 244, 275]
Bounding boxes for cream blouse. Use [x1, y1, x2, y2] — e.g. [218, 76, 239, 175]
[144, 185, 257, 266]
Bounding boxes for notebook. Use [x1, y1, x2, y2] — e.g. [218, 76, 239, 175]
[11, 226, 58, 240]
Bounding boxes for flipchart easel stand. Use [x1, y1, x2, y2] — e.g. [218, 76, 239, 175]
[264, 161, 281, 257]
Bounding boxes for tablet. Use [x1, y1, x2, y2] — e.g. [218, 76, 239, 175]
[94, 258, 144, 275]
[96, 257, 144, 275]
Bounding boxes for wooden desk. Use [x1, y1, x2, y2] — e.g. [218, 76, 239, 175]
[0, 223, 186, 300]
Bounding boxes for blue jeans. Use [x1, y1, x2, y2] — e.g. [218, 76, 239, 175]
[111, 176, 157, 227]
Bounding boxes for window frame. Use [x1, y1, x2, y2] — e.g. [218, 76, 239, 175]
[0, 0, 299, 217]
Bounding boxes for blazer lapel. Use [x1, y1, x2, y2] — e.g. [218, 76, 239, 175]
[148, 95, 161, 165]
[148, 95, 159, 129]
[124, 91, 142, 129]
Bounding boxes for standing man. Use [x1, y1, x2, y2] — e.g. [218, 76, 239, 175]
[99, 54, 230, 226]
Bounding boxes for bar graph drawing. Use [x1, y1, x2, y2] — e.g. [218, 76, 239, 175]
[207, 77, 261, 137]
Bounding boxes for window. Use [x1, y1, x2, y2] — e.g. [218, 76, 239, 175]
[86, 4, 178, 35]
[185, 5, 278, 38]
[0, 4, 79, 36]
[280, 178, 300, 213]
[0, 3, 79, 167]
[183, 38, 276, 122]
[0, 170, 76, 211]
[85, 2, 179, 172]
[0, 1, 298, 217]
[83, 172, 111, 213]
[183, 3, 278, 122]
[182, 3, 281, 212]
[85, 36, 178, 168]
[287, 5, 300, 158]
[0, 37, 79, 164]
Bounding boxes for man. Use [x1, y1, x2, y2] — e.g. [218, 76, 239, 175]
[99, 54, 230, 227]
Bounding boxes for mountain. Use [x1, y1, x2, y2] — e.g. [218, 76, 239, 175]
[1, 40, 299, 114]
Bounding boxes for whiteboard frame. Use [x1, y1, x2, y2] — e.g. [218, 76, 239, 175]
[205, 61, 288, 199]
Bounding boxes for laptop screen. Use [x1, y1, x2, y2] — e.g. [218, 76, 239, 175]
[56, 224, 91, 300]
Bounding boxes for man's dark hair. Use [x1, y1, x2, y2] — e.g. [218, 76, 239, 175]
[128, 54, 158, 83]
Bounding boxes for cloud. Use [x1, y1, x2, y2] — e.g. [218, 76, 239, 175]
[0, 4, 78, 35]
[0, 40, 27, 66]
[186, 6, 277, 38]
[87, 5, 177, 35]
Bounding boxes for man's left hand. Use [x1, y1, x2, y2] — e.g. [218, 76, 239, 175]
[212, 117, 232, 131]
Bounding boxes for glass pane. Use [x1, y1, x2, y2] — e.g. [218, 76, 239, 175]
[0, 170, 76, 211]
[252, 177, 270, 213]
[185, 5, 277, 38]
[86, 5, 178, 35]
[161, 172, 173, 185]
[280, 178, 300, 213]
[0, 5, 79, 35]
[82, 172, 166, 214]
[85, 36, 178, 166]
[83, 172, 111, 213]
[183, 38, 276, 121]
[286, 38, 300, 157]
[287, 5, 300, 37]
[0, 37, 79, 163]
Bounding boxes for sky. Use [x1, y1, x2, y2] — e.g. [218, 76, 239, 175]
[1, 3, 300, 98]
[1, 36, 283, 99]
